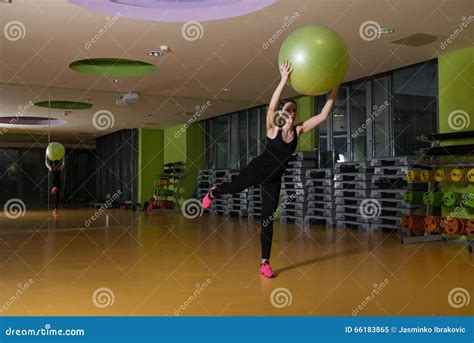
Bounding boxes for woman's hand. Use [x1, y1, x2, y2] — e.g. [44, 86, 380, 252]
[279, 60, 292, 82]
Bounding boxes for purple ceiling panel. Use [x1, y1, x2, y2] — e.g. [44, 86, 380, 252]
[69, 0, 275, 22]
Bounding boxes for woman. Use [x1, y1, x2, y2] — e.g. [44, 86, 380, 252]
[202, 61, 339, 278]
[45, 156, 64, 214]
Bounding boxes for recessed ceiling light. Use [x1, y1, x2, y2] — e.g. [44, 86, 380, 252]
[160, 45, 171, 53]
[148, 51, 164, 57]
[378, 28, 395, 35]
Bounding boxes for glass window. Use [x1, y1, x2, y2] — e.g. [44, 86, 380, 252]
[316, 94, 332, 168]
[229, 113, 240, 169]
[212, 116, 229, 169]
[372, 76, 391, 157]
[349, 82, 367, 161]
[392, 61, 438, 156]
[333, 86, 348, 163]
[238, 111, 248, 168]
[248, 108, 260, 162]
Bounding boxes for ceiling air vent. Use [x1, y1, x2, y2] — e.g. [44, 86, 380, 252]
[391, 33, 441, 47]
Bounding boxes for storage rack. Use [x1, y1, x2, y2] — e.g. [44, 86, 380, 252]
[370, 156, 427, 231]
[400, 131, 474, 250]
[153, 161, 184, 211]
[304, 168, 335, 228]
[333, 161, 374, 230]
[280, 151, 317, 225]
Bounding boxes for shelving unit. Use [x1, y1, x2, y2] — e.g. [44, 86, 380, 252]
[152, 161, 184, 211]
[400, 131, 474, 249]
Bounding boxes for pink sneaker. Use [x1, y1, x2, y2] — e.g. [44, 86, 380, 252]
[259, 262, 275, 278]
[51, 186, 58, 195]
[202, 187, 216, 209]
[147, 198, 154, 212]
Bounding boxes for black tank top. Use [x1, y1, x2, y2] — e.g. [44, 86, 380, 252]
[51, 169, 61, 186]
[249, 126, 298, 180]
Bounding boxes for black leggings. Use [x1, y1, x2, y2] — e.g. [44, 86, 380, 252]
[53, 187, 60, 210]
[214, 165, 281, 260]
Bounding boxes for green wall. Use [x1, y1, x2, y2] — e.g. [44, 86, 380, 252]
[163, 123, 205, 200]
[294, 96, 316, 152]
[438, 46, 474, 144]
[138, 124, 205, 204]
[138, 128, 164, 204]
[438, 46, 474, 220]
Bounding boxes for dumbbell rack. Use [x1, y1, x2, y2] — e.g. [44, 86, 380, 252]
[334, 161, 374, 230]
[153, 161, 184, 211]
[402, 131, 474, 248]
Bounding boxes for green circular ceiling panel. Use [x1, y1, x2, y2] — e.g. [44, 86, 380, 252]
[35, 101, 93, 110]
[69, 58, 157, 77]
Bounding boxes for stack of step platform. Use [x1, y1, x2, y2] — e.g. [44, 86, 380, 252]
[211, 169, 229, 215]
[334, 161, 374, 230]
[248, 186, 262, 220]
[225, 169, 248, 217]
[370, 156, 427, 231]
[197, 169, 213, 213]
[304, 168, 335, 228]
[280, 151, 318, 225]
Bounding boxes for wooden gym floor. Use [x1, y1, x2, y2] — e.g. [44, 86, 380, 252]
[0, 208, 472, 316]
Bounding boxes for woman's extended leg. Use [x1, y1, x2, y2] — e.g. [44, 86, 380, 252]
[259, 180, 281, 278]
[202, 164, 263, 208]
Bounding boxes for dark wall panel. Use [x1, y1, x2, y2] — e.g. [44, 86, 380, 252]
[95, 129, 138, 203]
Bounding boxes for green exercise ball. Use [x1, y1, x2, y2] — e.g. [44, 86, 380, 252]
[46, 142, 65, 161]
[278, 25, 349, 96]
